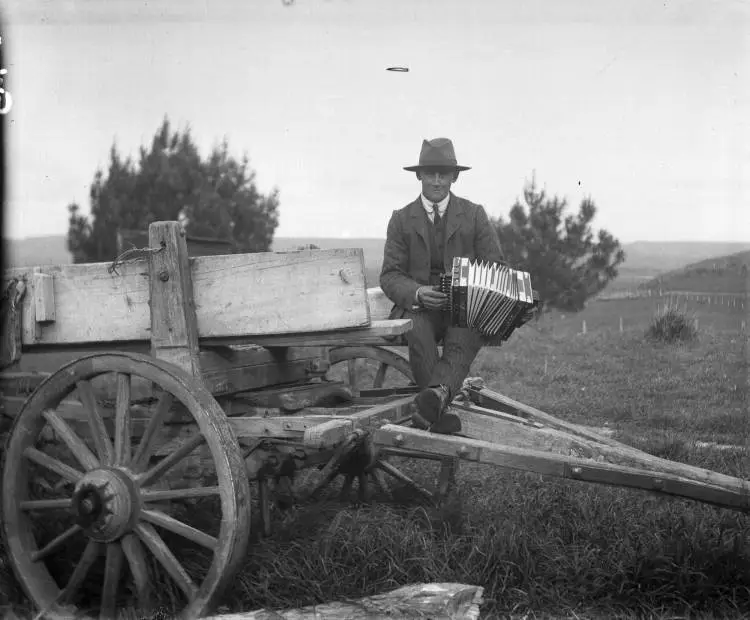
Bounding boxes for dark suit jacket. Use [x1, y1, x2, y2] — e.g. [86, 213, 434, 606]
[380, 193, 505, 317]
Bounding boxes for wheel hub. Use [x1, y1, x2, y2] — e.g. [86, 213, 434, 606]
[71, 468, 139, 542]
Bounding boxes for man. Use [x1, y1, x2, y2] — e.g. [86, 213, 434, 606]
[380, 137, 512, 434]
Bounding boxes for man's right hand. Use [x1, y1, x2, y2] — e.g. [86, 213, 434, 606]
[417, 286, 448, 311]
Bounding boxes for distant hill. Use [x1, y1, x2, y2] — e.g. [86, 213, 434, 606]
[5, 235, 750, 292]
[616, 241, 750, 271]
[638, 250, 750, 295]
[3, 235, 72, 268]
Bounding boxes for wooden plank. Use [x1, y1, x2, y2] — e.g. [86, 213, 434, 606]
[228, 415, 341, 439]
[303, 419, 355, 448]
[373, 426, 750, 512]
[205, 582, 484, 620]
[201, 319, 411, 348]
[367, 286, 393, 321]
[228, 381, 353, 412]
[5, 244, 370, 346]
[466, 384, 750, 491]
[192, 248, 369, 337]
[0, 347, 332, 401]
[148, 222, 202, 377]
[199, 346, 329, 396]
[302, 395, 415, 448]
[33, 270, 56, 322]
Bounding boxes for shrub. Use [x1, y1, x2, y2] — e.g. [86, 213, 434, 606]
[646, 302, 698, 343]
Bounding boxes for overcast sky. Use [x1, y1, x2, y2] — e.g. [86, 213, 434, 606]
[2, 0, 748, 242]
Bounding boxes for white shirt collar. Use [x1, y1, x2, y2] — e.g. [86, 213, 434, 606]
[420, 193, 450, 216]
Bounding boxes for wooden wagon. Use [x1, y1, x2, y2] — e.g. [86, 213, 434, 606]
[2, 221, 749, 620]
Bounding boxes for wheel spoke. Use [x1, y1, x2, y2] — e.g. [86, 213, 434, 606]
[141, 486, 220, 502]
[31, 524, 82, 562]
[135, 522, 199, 601]
[347, 359, 358, 388]
[258, 478, 272, 538]
[131, 390, 174, 473]
[121, 533, 152, 612]
[113, 373, 132, 467]
[373, 363, 388, 389]
[357, 473, 369, 503]
[21, 497, 73, 511]
[136, 433, 205, 488]
[101, 541, 124, 619]
[42, 409, 99, 471]
[77, 379, 114, 466]
[376, 460, 434, 500]
[24, 446, 84, 484]
[60, 539, 102, 604]
[140, 508, 218, 550]
[369, 469, 391, 498]
[438, 458, 458, 498]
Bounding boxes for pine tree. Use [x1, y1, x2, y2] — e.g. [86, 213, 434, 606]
[66, 118, 279, 263]
[493, 177, 625, 312]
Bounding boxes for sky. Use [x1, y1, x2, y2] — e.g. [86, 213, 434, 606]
[2, 0, 748, 243]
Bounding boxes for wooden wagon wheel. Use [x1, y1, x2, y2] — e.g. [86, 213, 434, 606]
[298, 345, 459, 508]
[1, 351, 251, 620]
[328, 345, 415, 391]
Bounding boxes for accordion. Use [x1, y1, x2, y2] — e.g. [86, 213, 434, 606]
[439, 257, 539, 340]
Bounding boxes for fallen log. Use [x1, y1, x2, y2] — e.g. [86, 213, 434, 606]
[207, 583, 484, 619]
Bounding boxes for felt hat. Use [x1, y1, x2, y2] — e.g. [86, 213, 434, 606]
[403, 138, 471, 172]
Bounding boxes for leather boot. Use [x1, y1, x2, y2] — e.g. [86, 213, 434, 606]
[412, 385, 461, 435]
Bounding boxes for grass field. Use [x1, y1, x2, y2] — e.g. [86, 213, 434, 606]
[2, 298, 749, 619]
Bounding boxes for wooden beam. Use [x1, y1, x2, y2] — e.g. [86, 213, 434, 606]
[148, 222, 202, 377]
[228, 381, 353, 412]
[228, 415, 340, 440]
[205, 582, 484, 620]
[301, 395, 415, 449]
[467, 384, 750, 491]
[200, 319, 412, 348]
[6, 243, 371, 346]
[373, 425, 750, 512]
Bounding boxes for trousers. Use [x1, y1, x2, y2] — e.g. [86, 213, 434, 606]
[402, 308, 486, 398]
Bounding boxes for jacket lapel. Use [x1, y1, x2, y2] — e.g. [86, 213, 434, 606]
[408, 197, 429, 255]
[444, 194, 464, 266]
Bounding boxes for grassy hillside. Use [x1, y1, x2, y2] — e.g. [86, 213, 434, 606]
[638, 250, 750, 295]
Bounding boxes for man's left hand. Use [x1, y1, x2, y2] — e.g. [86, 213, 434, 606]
[517, 306, 537, 327]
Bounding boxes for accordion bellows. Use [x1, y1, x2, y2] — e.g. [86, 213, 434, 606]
[439, 257, 537, 340]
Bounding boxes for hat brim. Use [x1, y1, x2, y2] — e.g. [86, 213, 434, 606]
[403, 165, 471, 172]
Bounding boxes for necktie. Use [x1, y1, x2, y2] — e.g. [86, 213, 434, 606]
[433, 204, 441, 226]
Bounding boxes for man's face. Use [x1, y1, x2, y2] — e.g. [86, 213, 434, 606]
[418, 167, 458, 203]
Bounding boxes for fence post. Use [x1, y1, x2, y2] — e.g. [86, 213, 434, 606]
[619, 316, 623, 333]
[694, 317, 699, 331]
[582, 320, 587, 335]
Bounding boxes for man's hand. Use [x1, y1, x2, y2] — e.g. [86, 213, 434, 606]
[517, 306, 537, 326]
[417, 286, 448, 311]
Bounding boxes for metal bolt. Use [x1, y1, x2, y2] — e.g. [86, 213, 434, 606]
[394, 434, 404, 446]
[159, 271, 169, 282]
[283, 422, 291, 429]
[571, 467, 582, 476]
[458, 446, 469, 457]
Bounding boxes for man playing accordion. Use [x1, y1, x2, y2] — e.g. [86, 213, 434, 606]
[380, 137, 535, 434]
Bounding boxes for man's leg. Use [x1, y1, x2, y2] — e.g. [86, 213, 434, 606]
[412, 326, 485, 434]
[402, 309, 443, 389]
[428, 326, 485, 404]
